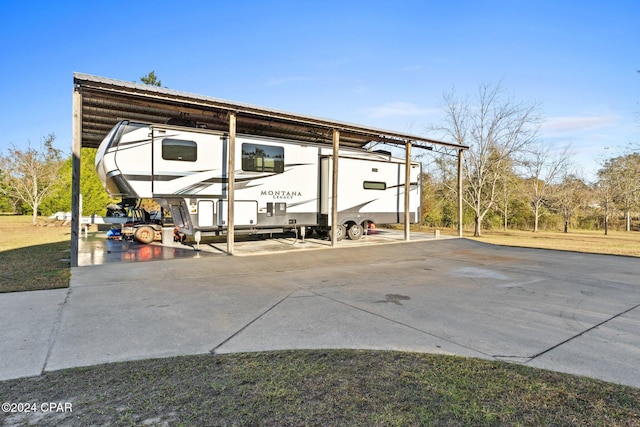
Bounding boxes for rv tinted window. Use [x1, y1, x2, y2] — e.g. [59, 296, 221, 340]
[122, 122, 146, 136]
[363, 181, 386, 190]
[162, 139, 197, 161]
[242, 143, 284, 173]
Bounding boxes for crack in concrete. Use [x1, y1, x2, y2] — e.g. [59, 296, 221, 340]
[210, 289, 298, 353]
[527, 302, 640, 362]
[42, 288, 73, 375]
[311, 291, 494, 358]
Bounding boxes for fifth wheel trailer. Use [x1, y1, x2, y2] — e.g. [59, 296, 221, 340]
[95, 120, 421, 242]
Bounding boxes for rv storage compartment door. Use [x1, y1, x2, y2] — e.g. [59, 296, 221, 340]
[320, 157, 331, 216]
[218, 201, 258, 226]
[198, 200, 215, 227]
[166, 198, 194, 235]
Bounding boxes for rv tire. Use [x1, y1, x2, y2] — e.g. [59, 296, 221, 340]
[134, 226, 155, 244]
[347, 223, 363, 240]
[336, 224, 346, 241]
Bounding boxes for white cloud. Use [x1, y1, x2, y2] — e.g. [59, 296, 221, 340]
[541, 114, 617, 134]
[363, 102, 438, 118]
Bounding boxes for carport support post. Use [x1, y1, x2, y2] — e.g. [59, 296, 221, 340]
[70, 86, 82, 267]
[331, 129, 339, 247]
[404, 141, 411, 241]
[457, 148, 464, 237]
[227, 112, 236, 255]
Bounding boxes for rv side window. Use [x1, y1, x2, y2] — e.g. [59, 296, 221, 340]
[242, 143, 284, 173]
[162, 139, 197, 162]
[363, 181, 386, 190]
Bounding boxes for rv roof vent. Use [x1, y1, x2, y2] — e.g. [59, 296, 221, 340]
[373, 149, 392, 156]
[165, 117, 197, 127]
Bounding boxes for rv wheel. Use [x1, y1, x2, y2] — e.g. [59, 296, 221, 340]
[134, 226, 155, 244]
[336, 224, 346, 241]
[347, 223, 363, 240]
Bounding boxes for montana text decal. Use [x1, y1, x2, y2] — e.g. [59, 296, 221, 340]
[261, 190, 302, 200]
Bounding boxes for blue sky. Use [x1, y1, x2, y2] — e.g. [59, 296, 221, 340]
[0, 0, 638, 181]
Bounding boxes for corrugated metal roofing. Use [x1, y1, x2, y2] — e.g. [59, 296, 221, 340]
[73, 72, 466, 152]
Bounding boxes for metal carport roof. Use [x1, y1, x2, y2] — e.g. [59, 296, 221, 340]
[71, 72, 466, 266]
[73, 73, 465, 152]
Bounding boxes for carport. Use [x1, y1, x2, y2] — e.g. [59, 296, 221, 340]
[71, 73, 467, 267]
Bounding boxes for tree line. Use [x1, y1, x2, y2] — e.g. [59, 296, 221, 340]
[422, 82, 639, 236]
[0, 141, 113, 224]
[422, 153, 640, 235]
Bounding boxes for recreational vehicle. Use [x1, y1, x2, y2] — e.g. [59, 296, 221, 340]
[95, 120, 421, 243]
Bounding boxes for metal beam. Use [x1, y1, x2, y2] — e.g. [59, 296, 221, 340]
[70, 86, 82, 267]
[227, 112, 236, 255]
[404, 141, 411, 241]
[331, 129, 339, 247]
[458, 149, 464, 237]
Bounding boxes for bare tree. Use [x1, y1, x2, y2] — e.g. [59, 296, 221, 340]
[551, 173, 590, 233]
[0, 134, 64, 224]
[521, 143, 571, 232]
[595, 178, 615, 235]
[598, 153, 640, 231]
[435, 83, 542, 236]
[493, 157, 523, 231]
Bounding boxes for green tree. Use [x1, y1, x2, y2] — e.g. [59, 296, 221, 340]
[39, 158, 70, 215]
[79, 148, 115, 215]
[0, 197, 11, 213]
[42, 148, 115, 216]
[421, 172, 459, 228]
[0, 134, 65, 224]
[0, 169, 14, 212]
[140, 70, 162, 87]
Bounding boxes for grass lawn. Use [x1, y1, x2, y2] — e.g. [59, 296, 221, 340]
[1, 350, 639, 426]
[1, 217, 639, 425]
[466, 228, 640, 257]
[0, 215, 70, 293]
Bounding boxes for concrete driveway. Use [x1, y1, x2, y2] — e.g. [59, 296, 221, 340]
[2, 238, 639, 388]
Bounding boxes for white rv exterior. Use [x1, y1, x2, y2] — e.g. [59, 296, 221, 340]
[95, 120, 421, 241]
